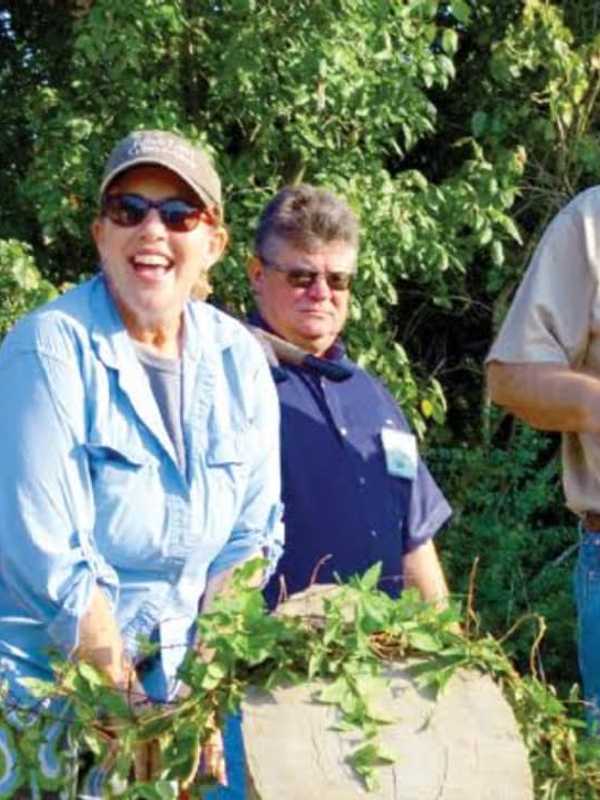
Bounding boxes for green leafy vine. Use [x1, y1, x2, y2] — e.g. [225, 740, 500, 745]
[1, 560, 599, 798]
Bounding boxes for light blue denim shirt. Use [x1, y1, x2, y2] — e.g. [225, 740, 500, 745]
[0, 275, 283, 703]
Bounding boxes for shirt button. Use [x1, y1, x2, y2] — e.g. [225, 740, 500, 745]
[359, 476, 366, 486]
[371, 529, 377, 538]
[340, 427, 348, 436]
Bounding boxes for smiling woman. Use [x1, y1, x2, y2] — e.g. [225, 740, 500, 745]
[93, 134, 227, 356]
[93, 164, 224, 355]
[0, 130, 283, 797]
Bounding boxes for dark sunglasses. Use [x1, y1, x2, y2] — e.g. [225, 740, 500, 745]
[263, 261, 353, 291]
[102, 193, 212, 232]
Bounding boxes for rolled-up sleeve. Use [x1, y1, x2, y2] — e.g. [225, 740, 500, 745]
[206, 343, 284, 584]
[0, 344, 118, 655]
[487, 207, 595, 366]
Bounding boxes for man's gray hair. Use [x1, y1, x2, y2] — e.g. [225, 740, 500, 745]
[255, 184, 359, 257]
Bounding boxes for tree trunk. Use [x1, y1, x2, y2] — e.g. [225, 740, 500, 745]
[241, 586, 533, 800]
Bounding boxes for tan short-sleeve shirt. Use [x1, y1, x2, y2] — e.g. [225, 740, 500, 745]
[487, 186, 600, 514]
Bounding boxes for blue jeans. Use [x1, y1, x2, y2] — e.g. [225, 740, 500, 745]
[203, 712, 246, 800]
[574, 530, 600, 734]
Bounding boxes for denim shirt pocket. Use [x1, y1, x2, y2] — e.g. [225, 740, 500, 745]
[84, 440, 166, 567]
[207, 433, 247, 487]
[206, 434, 245, 467]
[85, 442, 148, 468]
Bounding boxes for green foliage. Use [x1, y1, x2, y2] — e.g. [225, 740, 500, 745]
[0, 0, 531, 432]
[3, 562, 600, 797]
[2, 561, 464, 795]
[506, 677, 600, 800]
[0, 239, 57, 336]
[463, 0, 600, 316]
[430, 417, 579, 692]
[1, 0, 597, 432]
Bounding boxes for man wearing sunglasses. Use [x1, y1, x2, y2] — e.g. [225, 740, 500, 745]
[0, 130, 283, 797]
[247, 184, 452, 609]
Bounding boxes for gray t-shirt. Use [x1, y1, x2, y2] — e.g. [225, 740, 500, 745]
[134, 344, 185, 472]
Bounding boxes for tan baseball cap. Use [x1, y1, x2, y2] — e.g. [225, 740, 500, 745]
[99, 130, 222, 208]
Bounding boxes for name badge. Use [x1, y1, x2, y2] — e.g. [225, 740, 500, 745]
[380, 427, 417, 480]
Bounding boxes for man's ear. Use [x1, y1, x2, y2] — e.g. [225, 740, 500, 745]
[247, 256, 265, 292]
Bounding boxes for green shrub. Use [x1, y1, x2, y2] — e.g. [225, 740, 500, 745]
[0, 239, 58, 338]
[429, 417, 579, 694]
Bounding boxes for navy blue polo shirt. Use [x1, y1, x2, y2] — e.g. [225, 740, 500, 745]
[256, 318, 452, 607]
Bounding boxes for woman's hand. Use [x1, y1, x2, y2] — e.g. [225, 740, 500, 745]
[177, 659, 227, 789]
[133, 738, 162, 782]
[200, 725, 227, 786]
[77, 587, 164, 781]
[177, 718, 227, 791]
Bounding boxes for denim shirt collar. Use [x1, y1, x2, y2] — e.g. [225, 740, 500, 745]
[88, 274, 238, 468]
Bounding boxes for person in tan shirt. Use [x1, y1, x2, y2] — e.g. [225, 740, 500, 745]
[487, 186, 600, 734]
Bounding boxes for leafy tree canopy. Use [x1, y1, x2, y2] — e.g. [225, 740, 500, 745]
[2, 0, 600, 766]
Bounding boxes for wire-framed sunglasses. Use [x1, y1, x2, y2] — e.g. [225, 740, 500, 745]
[102, 193, 214, 233]
[261, 259, 354, 291]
